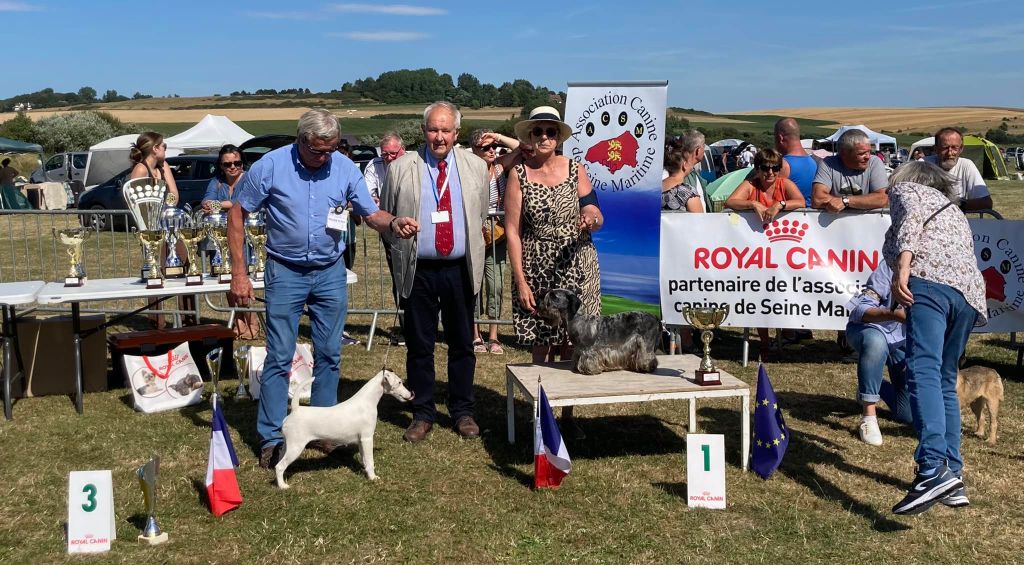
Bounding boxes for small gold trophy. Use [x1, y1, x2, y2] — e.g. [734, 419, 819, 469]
[681, 305, 730, 386]
[136, 456, 168, 545]
[53, 227, 92, 286]
[206, 347, 222, 399]
[135, 230, 165, 289]
[233, 345, 251, 399]
[177, 227, 206, 286]
[245, 222, 267, 281]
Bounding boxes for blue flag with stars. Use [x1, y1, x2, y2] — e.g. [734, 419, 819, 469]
[752, 364, 789, 479]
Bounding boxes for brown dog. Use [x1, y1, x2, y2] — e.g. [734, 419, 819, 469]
[957, 366, 1003, 445]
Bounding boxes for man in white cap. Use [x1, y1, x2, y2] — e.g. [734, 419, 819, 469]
[925, 128, 993, 211]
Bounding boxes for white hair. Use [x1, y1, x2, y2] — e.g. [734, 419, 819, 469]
[297, 108, 340, 142]
[422, 101, 461, 129]
[837, 129, 870, 153]
[890, 160, 959, 202]
[380, 132, 404, 147]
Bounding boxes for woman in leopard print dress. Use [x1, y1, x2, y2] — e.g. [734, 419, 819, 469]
[505, 106, 603, 364]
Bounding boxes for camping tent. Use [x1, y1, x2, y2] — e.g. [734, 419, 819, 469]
[908, 135, 1008, 180]
[165, 115, 253, 150]
[821, 125, 897, 151]
[0, 136, 43, 154]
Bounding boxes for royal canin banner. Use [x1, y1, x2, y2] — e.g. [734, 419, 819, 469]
[564, 81, 667, 315]
[660, 211, 1024, 333]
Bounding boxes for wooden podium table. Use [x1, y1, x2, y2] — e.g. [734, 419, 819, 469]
[505, 354, 751, 471]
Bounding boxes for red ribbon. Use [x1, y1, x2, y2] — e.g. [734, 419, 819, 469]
[143, 350, 174, 380]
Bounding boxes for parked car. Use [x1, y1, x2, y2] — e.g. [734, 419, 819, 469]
[1004, 147, 1022, 161]
[30, 151, 88, 184]
[239, 134, 295, 168]
[78, 155, 219, 231]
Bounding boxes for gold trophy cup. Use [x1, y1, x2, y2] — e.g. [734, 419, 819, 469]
[244, 223, 267, 281]
[135, 230, 165, 289]
[681, 305, 730, 386]
[177, 227, 206, 286]
[233, 345, 251, 399]
[53, 227, 92, 286]
[207, 225, 232, 284]
[136, 456, 169, 545]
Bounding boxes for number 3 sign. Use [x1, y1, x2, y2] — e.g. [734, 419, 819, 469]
[67, 470, 116, 553]
[686, 434, 726, 509]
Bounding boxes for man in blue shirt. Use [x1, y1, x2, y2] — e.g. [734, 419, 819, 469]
[228, 109, 418, 468]
[380, 101, 490, 443]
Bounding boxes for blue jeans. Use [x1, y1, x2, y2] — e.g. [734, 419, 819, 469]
[257, 256, 348, 449]
[905, 277, 977, 475]
[846, 323, 912, 424]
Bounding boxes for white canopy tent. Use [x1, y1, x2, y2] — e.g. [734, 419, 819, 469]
[820, 125, 897, 150]
[164, 114, 254, 150]
[909, 136, 934, 155]
[710, 138, 745, 148]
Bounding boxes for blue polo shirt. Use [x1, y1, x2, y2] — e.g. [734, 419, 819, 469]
[234, 144, 379, 267]
[417, 150, 466, 259]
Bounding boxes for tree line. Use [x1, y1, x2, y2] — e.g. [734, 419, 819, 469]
[0, 87, 154, 111]
[340, 69, 563, 111]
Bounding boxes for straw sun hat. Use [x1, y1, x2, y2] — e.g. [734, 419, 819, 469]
[513, 106, 572, 144]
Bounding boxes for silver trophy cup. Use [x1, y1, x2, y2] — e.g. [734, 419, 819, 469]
[136, 456, 169, 545]
[233, 345, 251, 399]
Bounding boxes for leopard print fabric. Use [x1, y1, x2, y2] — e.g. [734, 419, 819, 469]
[512, 161, 601, 346]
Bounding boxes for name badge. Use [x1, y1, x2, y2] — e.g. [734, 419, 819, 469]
[431, 210, 450, 224]
[327, 206, 348, 233]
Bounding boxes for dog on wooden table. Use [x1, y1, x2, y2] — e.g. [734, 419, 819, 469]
[275, 369, 414, 488]
[535, 288, 660, 375]
[957, 366, 1003, 445]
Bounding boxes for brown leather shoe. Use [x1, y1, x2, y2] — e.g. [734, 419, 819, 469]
[308, 440, 342, 455]
[403, 420, 433, 443]
[259, 444, 282, 469]
[455, 415, 480, 439]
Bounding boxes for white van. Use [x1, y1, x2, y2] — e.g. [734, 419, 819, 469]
[31, 152, 88, 184]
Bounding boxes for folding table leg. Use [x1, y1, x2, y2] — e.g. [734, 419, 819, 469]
[688, 397, 697, 433]
[72, 302, 84, 415]
[506, 373, 515, 444]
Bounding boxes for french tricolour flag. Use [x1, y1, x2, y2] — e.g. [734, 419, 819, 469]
[534, 384, 571, 489]
[206, 396, 243, 516]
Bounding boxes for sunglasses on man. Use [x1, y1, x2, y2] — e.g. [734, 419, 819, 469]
[531, 126, 560, 139]
[303, 141, 337, 157]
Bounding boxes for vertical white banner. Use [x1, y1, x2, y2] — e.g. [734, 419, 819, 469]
[563, 81, 667, 315]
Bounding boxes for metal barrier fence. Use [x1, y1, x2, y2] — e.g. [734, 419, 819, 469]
[0, 209, 514, 337]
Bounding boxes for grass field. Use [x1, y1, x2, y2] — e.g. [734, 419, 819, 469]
[742, 107, 1024, 137]
[0, 183, 1022, 563]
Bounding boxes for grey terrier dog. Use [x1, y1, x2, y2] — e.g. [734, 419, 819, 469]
[535, 288, 660, 375]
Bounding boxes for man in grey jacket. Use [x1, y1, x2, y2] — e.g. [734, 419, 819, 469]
[380, 101, 490, 442]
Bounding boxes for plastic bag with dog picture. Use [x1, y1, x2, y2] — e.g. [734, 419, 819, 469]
[125, 342, 204, 413]
[246, 344, 314, 402]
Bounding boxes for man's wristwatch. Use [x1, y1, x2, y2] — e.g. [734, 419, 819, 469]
[841, 195, 850, 209]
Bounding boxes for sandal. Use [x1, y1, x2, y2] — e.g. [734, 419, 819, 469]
[473, 339, 487, 353]
[488, 341, 504, 355]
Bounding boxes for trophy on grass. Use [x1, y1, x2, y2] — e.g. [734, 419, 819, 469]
[53, 227, 92, 286]
[233, 345, 251, 399]
[681, 305, 730, 386]
[244, 215, 267, 281]
[136, 456, 168, 545]
[206, 347, 222, 399]
[177, 226, 206, 286]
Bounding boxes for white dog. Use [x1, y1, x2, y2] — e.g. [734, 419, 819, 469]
[275, 369, 414, 488]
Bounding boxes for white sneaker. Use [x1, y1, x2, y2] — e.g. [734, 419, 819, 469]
[859, 419, 883, 446]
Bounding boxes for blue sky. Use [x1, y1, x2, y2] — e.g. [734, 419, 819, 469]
[1, 0, 1022, 112]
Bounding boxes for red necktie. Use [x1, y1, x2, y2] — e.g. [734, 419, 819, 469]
[434, 159, 453, 256]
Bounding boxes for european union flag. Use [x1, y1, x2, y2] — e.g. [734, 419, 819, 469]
[751, 364, 789, 479]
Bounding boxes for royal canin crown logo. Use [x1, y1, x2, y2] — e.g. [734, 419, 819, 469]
[763, 220, 810, 243]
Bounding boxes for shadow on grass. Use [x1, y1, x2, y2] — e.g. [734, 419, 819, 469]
[776, 391, 917, 441]
[700, 406, 911, 532]
[652, 481, 688, 499]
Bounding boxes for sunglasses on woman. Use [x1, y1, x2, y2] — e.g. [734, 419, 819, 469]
[531, 126, 559, 139]
[475, 144, 499, 151]
[220, 161, 243, 169]
[758, 164, 782, 173]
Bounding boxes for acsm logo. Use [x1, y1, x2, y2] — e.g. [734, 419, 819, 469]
[977, 236, 1024, 319]
[570, 94, 659, 190]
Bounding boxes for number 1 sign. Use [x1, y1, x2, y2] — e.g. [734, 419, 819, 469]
[67, 470, 116, 553]
[686, 434, 726, 509]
